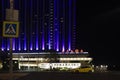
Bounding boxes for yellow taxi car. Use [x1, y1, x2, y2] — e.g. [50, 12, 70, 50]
[72, 65, 94, 72]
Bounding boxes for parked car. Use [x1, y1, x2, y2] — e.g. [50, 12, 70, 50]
[72, 65, 94, 72]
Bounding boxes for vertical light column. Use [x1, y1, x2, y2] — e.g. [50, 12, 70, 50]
[24, 0, 27, 51]
[18, 0, 21, 51]
[49, 0, 51, 50]
[62, 0, 65, 52]
[1, 0, 4, 20]
[56, 0, 59, 51]
[12, 0, 20, 51]
[7, 39, 10, 50]
[54, 0, 57, 51]
[42, 0, 45, 50]
[48, 0, 51, 50]
[18, 38, 21, 51]
[20, 0, 24, 51]
[36, 0, 39, 50]
[49, 0, 54, 50]
[54, 0, 59, 51]
[68, 0, 72, 51]
[6, 1, 10, 51]
[48, 0, 50, 50]
[13, 38, 15, 50]
[30, 0, 33, 50]
[1, 0, 4, 51]
[1, 38, 4, 51]
[12, 40, 15, 50]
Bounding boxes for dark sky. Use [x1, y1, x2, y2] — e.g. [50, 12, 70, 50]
[76, 0, 120, 65]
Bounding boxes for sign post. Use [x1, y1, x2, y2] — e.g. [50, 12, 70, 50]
[2, 0, 19, 80]
[9, 0, 13, 80]
[2, 21, 19, 80]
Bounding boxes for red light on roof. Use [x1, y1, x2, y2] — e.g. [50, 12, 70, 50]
[80, 49, 83, 52]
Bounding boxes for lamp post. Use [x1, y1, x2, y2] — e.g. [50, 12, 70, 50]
[9, 0, 14, 80]
[3, 0, 19, 79]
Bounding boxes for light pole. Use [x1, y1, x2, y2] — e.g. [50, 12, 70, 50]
[9, 0, 14, 80]
[3, 0, 19, 79]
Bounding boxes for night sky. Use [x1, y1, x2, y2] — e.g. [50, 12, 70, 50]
[76, 1, 119, 65]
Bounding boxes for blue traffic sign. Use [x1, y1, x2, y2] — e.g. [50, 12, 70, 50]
[3, 21, 19, 37]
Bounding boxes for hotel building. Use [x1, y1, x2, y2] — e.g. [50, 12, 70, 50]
[0, 0, 93, 70]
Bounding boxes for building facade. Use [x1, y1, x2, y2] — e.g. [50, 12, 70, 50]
[0, 0, 94, 71]
[0, 0, 76, 52]
[11, 52, 92, 70]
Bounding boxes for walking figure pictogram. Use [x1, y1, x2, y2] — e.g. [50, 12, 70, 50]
[5, 24, 16, 34]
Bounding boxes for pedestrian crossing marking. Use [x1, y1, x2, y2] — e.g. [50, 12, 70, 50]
[3, 21, 19, 37]
[5, 24, 16, 34]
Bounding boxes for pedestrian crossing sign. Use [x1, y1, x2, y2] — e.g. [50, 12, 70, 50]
[3, 21, 19, 37]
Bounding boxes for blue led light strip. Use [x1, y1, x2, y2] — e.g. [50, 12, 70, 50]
[13, 38, 15, 50]
[62, 0, 65, 52]
[57, 0, 60, 51]
[49, 0, 54, 50]
[24, 0, 27, 51]
[1, 0, 4, 51]
[48, 0, 51, 50]
[7, 1, 10, 51]
[68, 0, 72, 51]
[54, 0, 57, 51]
[54, 0, 59, 51]
[42, 0, 45, 50]
[36, 0, 39, 50]
[18, 0, 21, 51]
[30, 0, 33, 50]
[18, 38, 21, 51]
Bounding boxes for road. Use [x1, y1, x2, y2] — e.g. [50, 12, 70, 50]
[0, 71, 120, 80]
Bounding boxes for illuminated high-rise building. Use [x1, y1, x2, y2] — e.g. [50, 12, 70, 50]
[0, 0, 76, 52]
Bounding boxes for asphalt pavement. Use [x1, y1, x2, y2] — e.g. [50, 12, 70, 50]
[0, 71, 120, 80]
